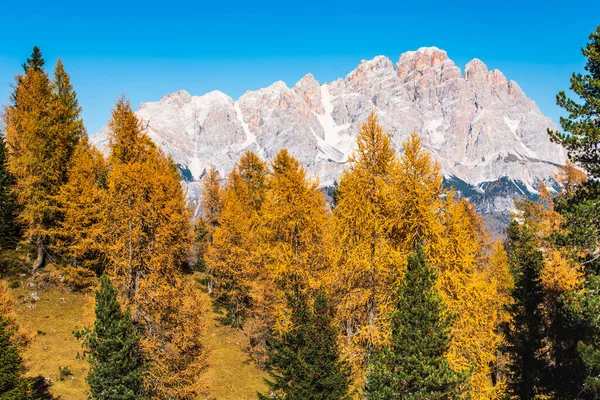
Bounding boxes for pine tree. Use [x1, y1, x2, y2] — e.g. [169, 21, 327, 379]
[259, 279, 350, 400]
[0, 134, 20, 250]
[503, 219, 550, 399]
[545, 24, 600, 397]
[365, 246, 468, 399]
[51, 58, 85, 184]
[548, 25, 600, 179]
[22, 46, 44, 72]
[0, 315, 28, 400]
[77, 273, 147, 400]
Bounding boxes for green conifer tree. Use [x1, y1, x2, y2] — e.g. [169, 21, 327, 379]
[546, 24, 600, 398]
[0, 135, 20, 250]
[259, 280, 351, 400]
[76, 274, 147, 400]
[51, 58, 85, 184]
[0, 315, 28, 399]
[22, 46, 44, 72]
[549, 25, 600, 179]
[503, 220, 550, 398]
[365, 245, 468, 399]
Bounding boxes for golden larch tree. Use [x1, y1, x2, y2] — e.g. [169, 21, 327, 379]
[253, 149, 330, 360]
[206, 151, 268, 326]
[199, 166, 223, 293]
[330, 112, 405, 373]
[103, 97, 208, 399]
[262, 149, 328, 283]
[3, 51, 85, 271]
[205, 151, 271, 365]
[53, 136, 107, 272]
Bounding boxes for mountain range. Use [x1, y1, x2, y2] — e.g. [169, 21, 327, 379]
[92, 47, 567, 231]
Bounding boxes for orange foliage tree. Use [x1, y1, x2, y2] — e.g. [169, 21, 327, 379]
[330, 112, 405, 373]
[103, 97, 208, 399]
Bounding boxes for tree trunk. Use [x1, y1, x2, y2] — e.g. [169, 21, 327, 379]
[207, 278, 214, 295]
[346, 319, 354, 343]
[32, 235, 46, 273]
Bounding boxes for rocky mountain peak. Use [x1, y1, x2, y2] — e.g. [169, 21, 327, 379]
[293, 73, 324, 114]
[465, 58, 489, 79]
[92, 47, 567, 229]
[397, 46, 449, 76]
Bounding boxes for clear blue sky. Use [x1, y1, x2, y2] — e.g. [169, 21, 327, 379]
[0, 0, 598, 134]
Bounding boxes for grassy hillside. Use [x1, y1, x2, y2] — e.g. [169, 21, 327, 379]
[12, 284, 92, 400]
[2, 250, 267, 400]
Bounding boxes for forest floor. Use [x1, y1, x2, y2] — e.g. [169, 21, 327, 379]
[2, 248, 267, 400]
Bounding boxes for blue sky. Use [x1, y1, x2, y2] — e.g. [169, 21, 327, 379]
[0, 0, 598, 134]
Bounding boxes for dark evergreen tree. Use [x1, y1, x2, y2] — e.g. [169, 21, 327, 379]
[0, 135, 20, 250]
[547, 24, 600, 398]
[259, 280, 351, 400]
[76, 274, 147, 400]
[0, 315, 28, 399]
[548, 25, 600, 179]
[558, 275, 600, 398]
[503, 220, 550, 398]
[365, 246, 468, 400]
[22, 46, 45, 72]
[51, 58, 85, 184]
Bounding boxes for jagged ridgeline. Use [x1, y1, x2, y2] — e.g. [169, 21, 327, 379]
[92, 47, 566, 231]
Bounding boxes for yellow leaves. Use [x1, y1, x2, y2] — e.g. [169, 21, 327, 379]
[206, 149, 331, 366]
[207, 154, 265, 320]
[3, 64, 57, 242]
[108, 97, 155, 165]
[444, 270, 502, 399]
[3, 58, 83, 256]
[200, 166, 223, 229]
[100, 97, 206, 398]
[262, 149, 327, 281]
[331, 113, 405, 376]
[140, 276, 209, 399]
[487, 241, 514, 326]
[541, 249, 583, 295]
[350, 111, 396, 177]
[514, 182, 583, 298]
[329, 120, 505, 397]
[555, 160, 587, 196]
[0, 281, 30, 347]
[54, 137, 107, 270]
[390, 132, 444, 253]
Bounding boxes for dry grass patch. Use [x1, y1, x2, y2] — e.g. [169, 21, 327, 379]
[10, 283, 92, 400]
[200, 305, 269, 399]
